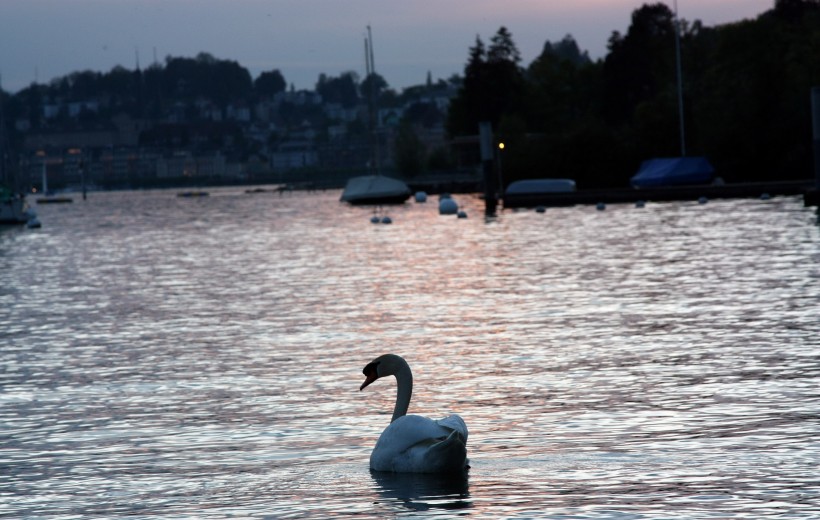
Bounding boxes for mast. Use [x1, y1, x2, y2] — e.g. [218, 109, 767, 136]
[41, 158, 48, 195]
[365, 26, 380, 174]
[673, 0, 686, 157]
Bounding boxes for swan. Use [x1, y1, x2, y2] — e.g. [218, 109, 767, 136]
[360, 354, 468, 473]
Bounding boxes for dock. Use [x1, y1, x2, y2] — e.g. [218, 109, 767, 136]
[502, 180, 816, 208]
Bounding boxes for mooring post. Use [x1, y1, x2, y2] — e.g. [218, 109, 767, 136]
[479, 122, 497, 215]
[806, 87, 820, 207]
[813, 87, 820, 189]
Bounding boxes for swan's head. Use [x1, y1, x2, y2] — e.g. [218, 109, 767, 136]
[360, 353, 406, 391]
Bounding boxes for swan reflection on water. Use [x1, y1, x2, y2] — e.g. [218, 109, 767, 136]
[369, 470, 471, 512]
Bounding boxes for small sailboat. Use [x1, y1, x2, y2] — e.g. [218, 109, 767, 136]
[340, 26, 410, 206]
[0, 80, 32, 224]
[36, 159, 72, 204]
[0, 186, 29, 224]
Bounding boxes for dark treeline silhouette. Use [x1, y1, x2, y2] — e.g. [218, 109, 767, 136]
[1, 1, 818, 189]
[448, 0, 820, 188]
[3, 53, 284, 129]
[0, 49, 456, 177]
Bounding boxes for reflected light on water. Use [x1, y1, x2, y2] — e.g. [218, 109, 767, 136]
[0, 189, 818, 518]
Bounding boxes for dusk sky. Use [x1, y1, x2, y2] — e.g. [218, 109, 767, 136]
[1, 0, 774, 94]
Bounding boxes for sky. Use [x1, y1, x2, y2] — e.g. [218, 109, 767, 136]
[0, 0, 774, 94]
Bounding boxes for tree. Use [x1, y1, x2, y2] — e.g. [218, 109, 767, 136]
[526, 34, 599, 130]
[360, 73, 388, 103]
[394, 122, 424, 177]
[254, 70, 286, 97]
[162, 53, 252, 105]
[488, 26, 521, 64]
[602, 3, 677, 124]
[446, 36, 485, 137]
[539, 34, 591, 66]
[446, 27, 525, 136]
[316, 72, 359, 108]
[774, 0, 820, 20]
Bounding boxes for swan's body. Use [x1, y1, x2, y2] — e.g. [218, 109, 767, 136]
[360, 354, 468, 473]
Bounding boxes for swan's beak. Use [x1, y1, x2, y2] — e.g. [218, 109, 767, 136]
[360, 361, 379, 391]
[360, 373, 378, 391]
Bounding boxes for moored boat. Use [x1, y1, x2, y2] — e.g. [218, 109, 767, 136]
[0, 187, 29, 224]
[503, 178, 577, 208]
[177, 190, 210, 198]
[340, 175, 411, 205]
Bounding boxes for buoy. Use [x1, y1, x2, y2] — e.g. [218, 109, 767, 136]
[381, 216, 392, 224]
[635, 200, 646, 208]
[698, 196, 708, 204]
[596, 202, 606, 211]
[414, 191, 428, 203]
[535, 206, 546, 213]
[760, 193, 771, 200]
[439, 198, 458, 215]
[370, 215, 380, 224]
[457, 210, 468, 219]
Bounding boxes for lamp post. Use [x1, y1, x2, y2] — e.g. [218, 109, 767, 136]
[497, 142, 505, 198]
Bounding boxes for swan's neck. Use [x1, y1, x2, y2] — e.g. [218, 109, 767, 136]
[392, 363, 413, 423]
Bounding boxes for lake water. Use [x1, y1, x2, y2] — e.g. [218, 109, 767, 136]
[1, 188, 818, 519]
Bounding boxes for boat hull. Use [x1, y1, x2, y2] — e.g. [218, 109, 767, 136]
[0, 197, 28, 224]
[340, 175, 411, 205]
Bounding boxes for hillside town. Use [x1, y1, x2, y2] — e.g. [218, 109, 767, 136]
[3, 2, 819, 196]
[1, 59, 462, 193]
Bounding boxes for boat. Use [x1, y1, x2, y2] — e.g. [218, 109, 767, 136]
[34, 159, 72, 203]
[628, 7, 715, 190]
[0, 186, 30, 224]
[340, 27, 411, 206]
[177, 190, 210, 198]
[0, 76, 31, 224]
[36, 195, 73, 204]
[630, 157, 714, 188]
[0, 89, 33, 224]
[503, 178, 576, 208]
[340, 175, 411, 205]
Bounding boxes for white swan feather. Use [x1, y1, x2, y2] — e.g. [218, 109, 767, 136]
[360, 354, 468, 473]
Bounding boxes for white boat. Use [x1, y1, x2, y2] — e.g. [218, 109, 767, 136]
[0, 188, 29, 224]
[340, 175, 411, 205]
[340, 29, 411, 206]
[503, 179, 577, 208]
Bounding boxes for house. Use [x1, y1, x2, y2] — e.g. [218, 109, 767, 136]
[271, 141, 318, 172]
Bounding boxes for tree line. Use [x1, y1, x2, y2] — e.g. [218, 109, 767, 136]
[0, 48, 459, 171]
[2, 0, 818, 188]
[447, 0, 820, 188]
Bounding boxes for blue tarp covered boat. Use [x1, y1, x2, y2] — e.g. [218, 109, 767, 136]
[503, 178, 577, 208]
[631, 157, 714, 188]
[505, 179, 577, 195]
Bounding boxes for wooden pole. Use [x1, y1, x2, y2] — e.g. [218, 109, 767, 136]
[479, 122, 497, 215]
[812, 87, 820, 189]
[806, 87, 820, 207]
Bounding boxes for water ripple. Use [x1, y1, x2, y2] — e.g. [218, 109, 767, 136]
[0, 190, 818, 518]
